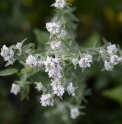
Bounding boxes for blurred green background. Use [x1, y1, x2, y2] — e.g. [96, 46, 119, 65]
[0, 0, 122, 124]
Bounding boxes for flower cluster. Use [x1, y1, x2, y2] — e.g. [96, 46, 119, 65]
[26, 55, 37, 67]
[40, 94, 54, 106]
[10, 83, 21, 95]
[51, 80, 65, 97]
[107, 44, 118, 55]
[104, 44, 122, 71]
[0, 45, 15, 64]
[46, 22, 60, 35]
[43, 56, 62, 79]
[52, 0, 66, 9]
[78, 54, 92, 68]
[42, 56, 65, 97]
[70, 108, 80, 119]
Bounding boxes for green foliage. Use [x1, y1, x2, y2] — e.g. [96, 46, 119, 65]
[34, 29, 49, 46]
[102, 86, 122, 105]
[0, 68, 18, 76]
[83, 32, 101, 47]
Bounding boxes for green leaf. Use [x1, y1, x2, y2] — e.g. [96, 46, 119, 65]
[0, 68, 18, 76]
[103, 37, 109, 46]
[83, 32, 101, 47]
[22, 43, 35, 51]
[102, 85, 122, 105]
[34, 29, 49, 45]
[21, 67, 32, 73]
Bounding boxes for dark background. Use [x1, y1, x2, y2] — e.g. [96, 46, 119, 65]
[0, 0, 122, 124]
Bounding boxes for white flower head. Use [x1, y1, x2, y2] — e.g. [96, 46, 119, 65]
[35, 82, 43, 91]
[104, 60, 113, 71]
[0, 45, 9, 58]
[26, 55, 37, 67]
[52, 84, 65, 96]
[44, 56, 62, 79]
[107, 44, 118, 55]
[10, 83, 21, 95]
[52, 0, 66, 9]
[40, 94, 54, 106]
[110, 55, 121, 65]
[46, 22, 60, 34]
[78, 54, 92, 68]
[70, 108, 80, 119]
[50, 41, 61, 49]
[67, 82, 75, 96]
[0, 45, 14, 63]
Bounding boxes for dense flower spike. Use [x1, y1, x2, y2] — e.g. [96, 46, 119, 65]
[70, 108, 80, 119]
[1, 0, 122, 121]
[10, 83, 21, 95]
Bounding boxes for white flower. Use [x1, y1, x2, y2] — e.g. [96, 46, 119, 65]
[72, 58, 78, 65]
[67, 82, 75, 96]
[10, 83, 20, 95]
[52, 84, 64, 96]
[107, 44, 118, 55]
[46, 22, 60, 34]
[78, 54, 92, 68]
[26, 55, 37, 67]
[44, 56, 62, 79]
[57, 30, 67, 39]
[44, 56, 55, 75]
[104, 60, 113, 71]
[50, 41, 61, 49]
[52, 0, 66, 9]
[40, 94, 54, 106]
[0, 45, 9, 58]
[35, 82, 43, 91]
[70, 108, 80, 119]
[110, 55, 121, 65]
[0, 45, 15, 65]
[50, 79, 63, 97]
